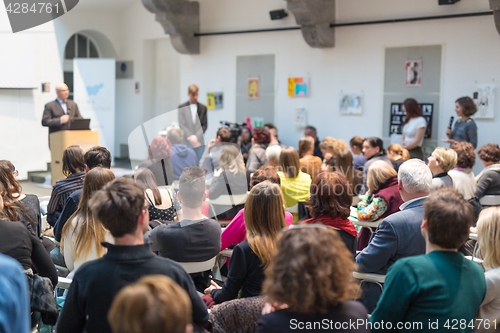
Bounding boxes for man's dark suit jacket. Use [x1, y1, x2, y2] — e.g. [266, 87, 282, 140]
[178, 101, 207, 145]
[42, 99, 83, 135]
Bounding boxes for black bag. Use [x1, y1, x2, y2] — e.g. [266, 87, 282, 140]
[26, 270, 58, 325]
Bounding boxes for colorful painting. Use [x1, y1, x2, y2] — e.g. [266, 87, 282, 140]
[288, 77, 309, 97]
[247, 78, 259, 99]
[405, 60, 422, 87]
[207, 92, 224, 110]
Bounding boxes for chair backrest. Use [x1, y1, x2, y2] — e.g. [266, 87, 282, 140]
[178, 256, 216, 274]
[207, 193, 248, 206]
[57, 276, 73, 290]
[479, 195, 500, 206]
[285, 204, 299, 214]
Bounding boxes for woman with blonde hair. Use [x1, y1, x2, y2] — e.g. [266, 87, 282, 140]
[356, 160, 404, 250]
[427, 147, 457, 189]
[205, 181, 287, 304]
[298, 136, 322, 180]
[62, 167, 115, 272]
[257, 226, 368, 332]
[477, 207, 500, 319]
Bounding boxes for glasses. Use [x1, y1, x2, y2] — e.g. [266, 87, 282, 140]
[13, 170, 19, 177]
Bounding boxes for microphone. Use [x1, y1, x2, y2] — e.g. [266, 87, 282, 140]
[448, 116, 454, 129]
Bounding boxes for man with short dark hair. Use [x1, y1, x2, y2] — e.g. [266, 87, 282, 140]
[304, 125, 323, 159]
[57, 178, 209, 333]
[370, 188, 486, 331]
[199, 128, 234, 174]
[147, 167, 221, 292]
[167, 127, 198, 180]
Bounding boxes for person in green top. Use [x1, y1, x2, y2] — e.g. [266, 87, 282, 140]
[370, 188, 486, 333]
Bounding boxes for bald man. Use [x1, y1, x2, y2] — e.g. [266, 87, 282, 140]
[42, 83, 83, 139]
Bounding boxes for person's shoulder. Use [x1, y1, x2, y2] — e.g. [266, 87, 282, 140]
[44, 99, 58, 108]
[235, 239, 251, 253]
[69, 188, 83, 199]
[22, 194, 39, 204]
[0, 220, 30, 234]
[178, 101, 189, 108]
[337, 300, 368, 317]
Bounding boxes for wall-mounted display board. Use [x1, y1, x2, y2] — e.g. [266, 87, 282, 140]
[390, 103, 433, 139]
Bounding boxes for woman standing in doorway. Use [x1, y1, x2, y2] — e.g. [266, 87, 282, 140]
[401, 98, 427, 160]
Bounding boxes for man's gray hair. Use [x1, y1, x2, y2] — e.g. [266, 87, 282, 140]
[265, 144, 282, 164]
[398, 159, 432, 194]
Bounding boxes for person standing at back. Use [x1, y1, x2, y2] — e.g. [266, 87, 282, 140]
[178, 84, 207, 160]
[401, 98, 427, 160]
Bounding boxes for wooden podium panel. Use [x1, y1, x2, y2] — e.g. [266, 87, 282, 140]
[50, 130, 99, 185]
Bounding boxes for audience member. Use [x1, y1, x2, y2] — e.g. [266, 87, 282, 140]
[350, 136, 367, 172]
[320, 137, 348, 168]
[257, 226, 368, 333]
[268, 128, 285, 148]
[135, 168, 182, 225]
[53, 146, 111, 242]
[138, 136, 175, 186]
[265, 144, 282, 168]
[167, 127, 198, 180]
[0, 253, 30, 333]
[357, 160, 404, 250]
[298, 136, 322, 180]
[449, 142, 477, 200]
[356, 159, 431, 311]
[386, 143, 405, 172]
[178, 84, 206, 152]
[46, 145, 85, 226]
[199, 128, 232, 174]
[205, 181, 287, 304]
[401, 98, 427, 159]
[477, 207, 500, 319]
[370, 188, 485, 331]
[220, 166, 293, 251]
[303, 172, 357, 254]
[304, 126, 323, 159]
[247, 127, 270, 173]
[334, 148, 363, 196]
[360, 137, 393, 194]
[147, 167, 220, 291]
[476, 143, 500, 200]
[207, 145, 249, 220]
[238, 126, 253, 163]
[277, 147, 312, 222]
[427, 147, 457, 189]
[443, 96, 478, 148]
[57, 177, 208, 333]
[61, 168, 115, 272]
[108, 275, 193, 333]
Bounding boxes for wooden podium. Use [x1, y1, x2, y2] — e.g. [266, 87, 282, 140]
[50, 130, 99, 185]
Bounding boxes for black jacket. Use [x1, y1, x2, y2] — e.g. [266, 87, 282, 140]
[178, 101, 208, 145]
[42, 99, 82, 135]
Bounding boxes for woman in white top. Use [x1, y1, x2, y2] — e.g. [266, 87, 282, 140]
[448, 142, 477, 201]
[477, 207, 500, 319]
[62, 167, 115, 272]
[401, 98, 427, 160]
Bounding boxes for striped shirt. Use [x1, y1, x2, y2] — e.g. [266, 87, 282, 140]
[46, 171, 85, 226]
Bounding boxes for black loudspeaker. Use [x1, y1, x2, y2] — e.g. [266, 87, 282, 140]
[270, 9, 288, 20]
[438, 0, 460, 4]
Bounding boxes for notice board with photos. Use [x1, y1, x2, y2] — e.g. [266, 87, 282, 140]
[390, 103, 433, 138]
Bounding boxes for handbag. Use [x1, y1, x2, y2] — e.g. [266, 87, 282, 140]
[25, 269, 58, 325]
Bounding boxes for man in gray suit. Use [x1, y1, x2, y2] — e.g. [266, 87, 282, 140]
[178, 84, 207, 160]
[42, 83, 83, 138]
[355, 159, 432, 312]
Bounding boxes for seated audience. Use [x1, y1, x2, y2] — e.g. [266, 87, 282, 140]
[427, 147, 457, 189]
[0, 160, 41, 237]
[350, 135, 367, 172]
[304, 125, 323, 159]
[220, 166, 293, 251]
[246, 127, 270, 173]
[320, 136, 348, 168]
[477, 207, 500, 319]
[357, 160, 404, 250]
[386, 143, 406, 172]
[109, 275, 193, 333]
[205, 181, 287, 304]
[449, 141, 477, 200]
[360, 137, 393, 194]
[257, 226, 369, 333]
[268, 127, 285, 148]
[167, 127, 198, 180]
[238, 126, 252, 163]
[138, 136, 174, 186]
[476, 143, 500, 201]
[61, 168, 115, 272]
[371, 188, 485, 331]
[265, 144, 282, 168]
[57, 177, 208, 333]
[135, 168, 182, 225]
[199, 128, 232, 174]
[334, 148, 363, 196]
[46, 145, 85, 227]
[277, 147, 312, 222]
[303, 172, 357, 254]
[298, 136, 322, 180]
[0, 183, 57, 288]
[54, 146, 112, 242]
[356, 159, 431, 312]
[147, 167, 220, 291]
[207, 145, 249, 220]
[0, 253, 30, 333]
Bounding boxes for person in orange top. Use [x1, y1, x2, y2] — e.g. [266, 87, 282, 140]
[298, 136, 322, 180]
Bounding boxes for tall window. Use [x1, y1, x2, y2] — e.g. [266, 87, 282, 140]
[64, 33, 100, 99]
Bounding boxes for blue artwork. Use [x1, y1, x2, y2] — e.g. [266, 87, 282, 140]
[86, 84, 104, 96]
